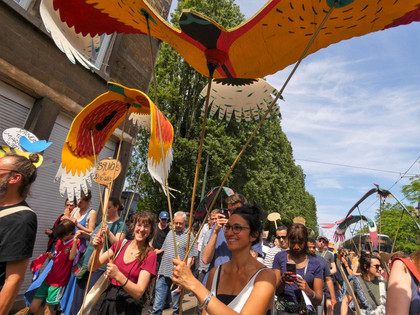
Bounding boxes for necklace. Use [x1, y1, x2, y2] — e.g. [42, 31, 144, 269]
[130, 244, 140, 256]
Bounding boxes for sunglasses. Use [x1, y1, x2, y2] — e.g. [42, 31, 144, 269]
[223, 224, 250, 234]
[276, 236, 287, 240]
[372, 264, 381, 270]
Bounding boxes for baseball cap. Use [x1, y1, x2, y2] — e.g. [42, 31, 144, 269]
[159, 211, 169, 219]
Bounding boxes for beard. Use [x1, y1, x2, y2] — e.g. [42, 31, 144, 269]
[0, 175, 9, 199]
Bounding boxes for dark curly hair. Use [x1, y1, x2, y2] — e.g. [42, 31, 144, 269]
[359, 251, 381, 275]
[230, 203, 264, 245]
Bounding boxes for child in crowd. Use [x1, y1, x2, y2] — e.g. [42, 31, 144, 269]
[29, 220, 81, 315]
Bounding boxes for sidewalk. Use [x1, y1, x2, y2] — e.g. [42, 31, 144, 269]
[145, 292, 199, 315]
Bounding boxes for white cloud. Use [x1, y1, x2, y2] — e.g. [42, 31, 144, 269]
[266, 37, 420, 225]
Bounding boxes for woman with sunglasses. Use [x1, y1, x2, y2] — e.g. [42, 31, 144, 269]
[172, 204, 276, 314]
[341, 252, 387, 314]
[273, 223, 323, 315]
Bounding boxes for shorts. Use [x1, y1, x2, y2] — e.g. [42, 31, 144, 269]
[34, 281, 66, 305]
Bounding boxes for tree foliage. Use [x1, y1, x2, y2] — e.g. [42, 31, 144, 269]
[127, 0, 317, 234]
[402, 173, 420, 205]
[375, 203, 419, 253]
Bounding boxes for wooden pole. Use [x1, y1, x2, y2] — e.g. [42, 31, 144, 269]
[182, 0, 339, 262]
[145, 16, 178, 259]
[379, 195, 382, 252]
[337, 261, 362, 315]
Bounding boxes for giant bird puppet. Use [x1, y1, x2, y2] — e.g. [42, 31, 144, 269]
[40, 0, 420, 80]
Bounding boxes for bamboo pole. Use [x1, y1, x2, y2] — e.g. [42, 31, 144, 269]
[391, 210, 405, 253]
[183, 0, 339, 261]
[146, 15, 178, 259]
[337, 261, 362, 315]
[379, 195, 382, 252]
[80, 108, 129, 315]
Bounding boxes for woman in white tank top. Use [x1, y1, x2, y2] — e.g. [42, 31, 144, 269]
[173, 204, 276, 315]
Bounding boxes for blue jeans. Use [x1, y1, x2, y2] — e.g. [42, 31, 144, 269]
[151, 276, 180, 315]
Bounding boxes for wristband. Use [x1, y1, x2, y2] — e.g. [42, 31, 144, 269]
[198, 290, 213, 310]
[120, 278, 129, 288]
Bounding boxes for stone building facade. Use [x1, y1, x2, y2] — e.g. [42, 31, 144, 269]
[0, 0, 171, 306]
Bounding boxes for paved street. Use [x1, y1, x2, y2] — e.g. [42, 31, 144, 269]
[144, 292, 199, 315]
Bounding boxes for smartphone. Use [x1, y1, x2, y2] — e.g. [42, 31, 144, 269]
[219, 208, 230, 219]
[286, 262, 296, 275]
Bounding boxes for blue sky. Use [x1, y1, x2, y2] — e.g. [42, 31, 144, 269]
[170, 0, 420, 241]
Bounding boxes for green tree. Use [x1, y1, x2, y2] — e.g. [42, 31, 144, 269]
[376, 203, 419, 253]
[127, 0, 317, 234]
[402, 173, 420, 205]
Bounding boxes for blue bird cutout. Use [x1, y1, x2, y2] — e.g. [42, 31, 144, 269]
[19, 136, 52, 153]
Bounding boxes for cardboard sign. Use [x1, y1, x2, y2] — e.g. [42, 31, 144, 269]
[93, 158, 122, 185]
[267, 212, 281, 221]
[2, 128, 38, 151]
[293, 216, 306, 225]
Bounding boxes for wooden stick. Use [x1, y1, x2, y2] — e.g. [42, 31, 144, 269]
[379, 195, 382, 252]
[183, 0, 339, 261]
[337, 261, 362, 315]
[186, 76, 213, 252]
[80, 107, 130, 315]
[146, 15, 178, 260]
[391, 210, 404, 253]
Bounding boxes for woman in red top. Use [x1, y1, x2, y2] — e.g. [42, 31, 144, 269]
[90, 211, 157, 315]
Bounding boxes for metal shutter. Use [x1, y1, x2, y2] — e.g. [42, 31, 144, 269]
[0, 81, 33, 146]
[0, 81, 35, 295]
[24, 113, 117, 294]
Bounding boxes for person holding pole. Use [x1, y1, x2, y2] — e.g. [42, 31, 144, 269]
[69, 197, 126, 314]
[89, 211, 157, 314]
[151, 211, 197, 315]
[341, 252, 387, 314]
[172, 204, 275, 314]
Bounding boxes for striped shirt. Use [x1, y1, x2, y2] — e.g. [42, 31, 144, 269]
[158, 229, 197, 278]
[263, 246, 283, 268]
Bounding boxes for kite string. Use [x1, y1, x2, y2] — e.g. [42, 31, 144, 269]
[145, 15, 178, 260]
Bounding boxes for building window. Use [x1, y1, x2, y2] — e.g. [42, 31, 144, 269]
[14, 0, 32, 10]
[91, 34, 112, 69]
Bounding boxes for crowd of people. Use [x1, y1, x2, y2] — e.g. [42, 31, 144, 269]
[0, 153, 420, 315]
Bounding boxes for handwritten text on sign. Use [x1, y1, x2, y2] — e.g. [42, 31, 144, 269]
[93, 158, 122, 185]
